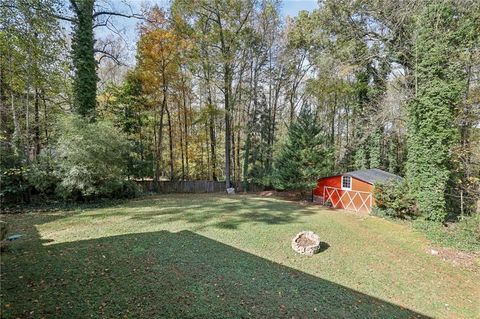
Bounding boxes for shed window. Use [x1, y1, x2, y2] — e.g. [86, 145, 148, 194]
[341, 176, 352, 190]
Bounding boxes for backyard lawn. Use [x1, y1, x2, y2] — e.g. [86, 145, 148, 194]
[1, 194, 479, 318]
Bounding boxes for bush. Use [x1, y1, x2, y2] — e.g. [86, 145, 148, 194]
[53, 116, 133, 200]
[122, 180, 141, 198]
[0, 167, 31, 204]
[27, 151, 59, 196]
[373, 180, 419, 219]
[0, 145, 31, 205]
[413, 214, 480, 252]
[371, 206, 396, 218]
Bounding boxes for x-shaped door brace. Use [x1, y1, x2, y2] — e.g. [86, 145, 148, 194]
[323, 186, 372, 213]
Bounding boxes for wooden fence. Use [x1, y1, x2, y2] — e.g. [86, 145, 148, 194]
[136, 180, 264, 194]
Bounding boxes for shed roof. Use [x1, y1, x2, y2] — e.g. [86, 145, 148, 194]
[344, 168, 403, 185]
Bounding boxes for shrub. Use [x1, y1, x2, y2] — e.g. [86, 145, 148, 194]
[371, 206, 395, 218]
[373, 180, 419, 219]
[27, 151, 59, 196]
[122, 180, 141, 198]
[0, 145, 31, 205]
[413, 214, 480, 252]
[0, 167, 30, 204]
[53, 116, 132, 200]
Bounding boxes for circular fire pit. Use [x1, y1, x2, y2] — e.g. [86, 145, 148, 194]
[291, 231, 321, 256]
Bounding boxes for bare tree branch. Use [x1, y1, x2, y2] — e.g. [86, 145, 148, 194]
[95, 49, 124, 65]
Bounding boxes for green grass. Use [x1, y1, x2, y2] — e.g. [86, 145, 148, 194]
[413, 216, 480, 253]
[1, 194, 479, 318]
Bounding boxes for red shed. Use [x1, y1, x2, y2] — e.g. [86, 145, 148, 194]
[312, 169, 402, 213]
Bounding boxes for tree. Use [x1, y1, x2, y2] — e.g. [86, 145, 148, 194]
[53, 115, 132, 199]
[137, 7, 187, 181]
[273, 105, 331, 191]
[172, 0, 256, 188]
[100, 70, 152, 179]
[48, 0, 145, 119]
[406, 1, 469, 221]
[69, 0, 97, 118]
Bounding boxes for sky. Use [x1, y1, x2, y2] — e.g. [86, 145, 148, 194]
[282, 0, 317, 16]
[95, 0, 318, 55]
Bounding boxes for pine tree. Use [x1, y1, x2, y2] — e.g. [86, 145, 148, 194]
[273, 106, 331, 191]
[354, 146, 367, 170]
[369, 129, 381, 169]
[388, 138, 398, 174]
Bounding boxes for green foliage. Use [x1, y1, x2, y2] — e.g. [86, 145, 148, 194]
[369, 130, 381, 169]
[354, 147, 367, 170]
[27, 151, 59, 196]
[244, 98, 275, 187]
[121, 180, 142, 198]
[406, 1, 467, 221]
[53, 116, 132, 199]
[0, 167, 31, 205]
[0, 142, 28, 205]
[71, 0, 97, 118]
[413, 214, 480, 253]
[373, 180, 418, 219]
[387, 139, 398, 174]
[102, 72, 154, 179]
[273, 106, 332, 191]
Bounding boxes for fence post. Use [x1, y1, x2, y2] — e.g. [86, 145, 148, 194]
[460, 190, 464, 220]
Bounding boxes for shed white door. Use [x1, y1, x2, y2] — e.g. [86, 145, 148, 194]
[323, 186, 372, 213]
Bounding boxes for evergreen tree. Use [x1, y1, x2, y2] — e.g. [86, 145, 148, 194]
[406, 1, 466, 221]
[273, 106, 331, 191]
[388, 137, 398, 174]
[354, 146, 367, 170]
[369, 129, 382, 169]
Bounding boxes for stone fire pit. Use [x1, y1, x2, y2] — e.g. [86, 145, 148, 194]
[291, 231, 321, 256]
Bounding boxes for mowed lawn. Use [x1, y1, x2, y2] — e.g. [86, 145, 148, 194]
[1, 194, 479, 318]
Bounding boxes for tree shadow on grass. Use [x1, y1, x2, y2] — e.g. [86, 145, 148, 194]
[33, 194, 318, 231]
[127, 196, 318, 230]
[1, 225, 430, 318]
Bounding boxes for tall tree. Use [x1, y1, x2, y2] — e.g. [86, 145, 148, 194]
[406, 1, 469, 221]
[173, 0, 256, 188]
[70, 0, 97, 118]
[273, 105, 331, 192]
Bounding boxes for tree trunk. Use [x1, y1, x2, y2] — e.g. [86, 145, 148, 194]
[331, 90, 337, 146]
[224, 62, 232, 188]
[155, 89, 167, 184]
[243, 129, 251, 192]
[177, 100, 185, 180]
[70, 0, 97, 119]
[182, 84, 189, 179]
[34, 88, 41, 156]
[209, 105, 217, 181]
[205, 121, 210, 179]
[11, 92, 21, 154]
[289, 91, 295, 125]
[166, 104, 174, 180]
[41, 92, 49, 147]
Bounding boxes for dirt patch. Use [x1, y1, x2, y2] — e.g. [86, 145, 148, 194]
[427, 247, 480, 272]
[296, 235, 316, 247]
[257, 190, 309, 202]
